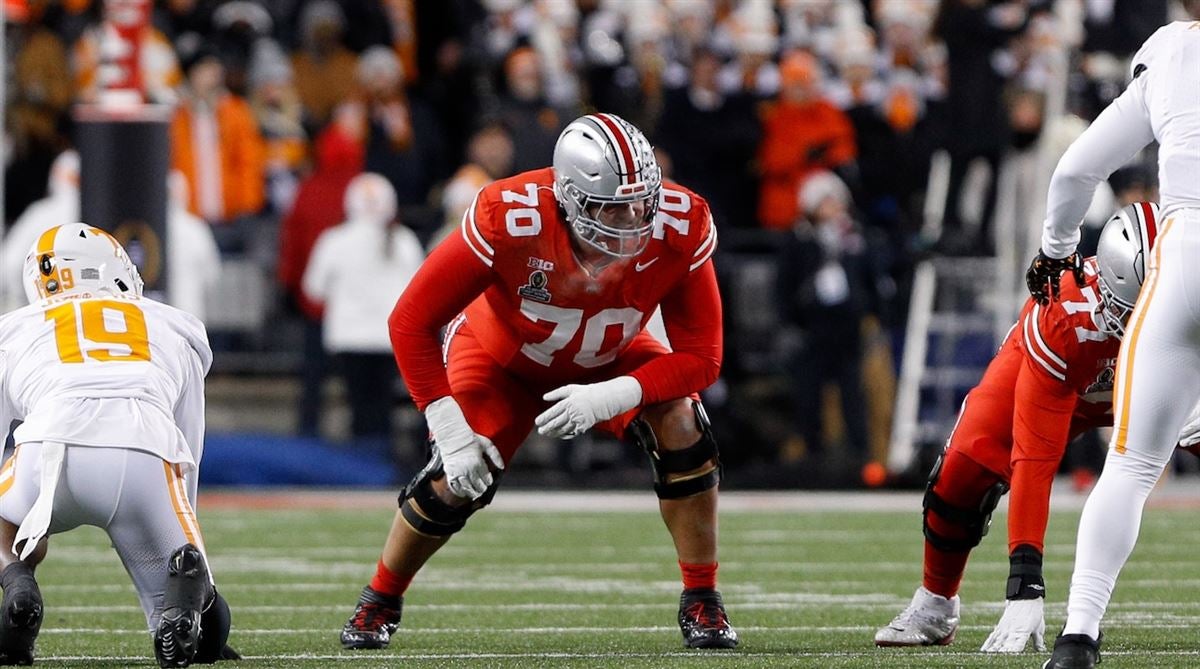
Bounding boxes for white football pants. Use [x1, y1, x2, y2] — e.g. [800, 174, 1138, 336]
[0, 442, 209, 630]
[1065, 209, 1200, 638]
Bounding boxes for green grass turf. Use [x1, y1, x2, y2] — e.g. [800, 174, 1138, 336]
[24, 494, 1200, 667]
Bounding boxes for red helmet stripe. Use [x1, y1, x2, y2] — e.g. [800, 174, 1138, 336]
[1137, 201, 1157, 251]
[592, 113, 636, 185]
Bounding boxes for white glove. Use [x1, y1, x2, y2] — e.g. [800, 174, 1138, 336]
[980, 598, 1046, 652]
[424, 396, 504, 500]
[534, 376, 643, 439]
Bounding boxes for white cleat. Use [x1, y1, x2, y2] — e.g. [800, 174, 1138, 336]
[874, 586, 960, 647]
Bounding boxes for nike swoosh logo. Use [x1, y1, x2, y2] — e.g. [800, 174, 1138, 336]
[635, 258, 659, 272]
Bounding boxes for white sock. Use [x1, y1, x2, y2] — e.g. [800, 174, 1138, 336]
[1063, 448, 1164, 639]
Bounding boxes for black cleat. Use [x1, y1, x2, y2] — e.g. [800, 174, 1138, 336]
[1043, 632, 1102, 669]
[155, 544, 214, 668]
[341, 586, 403, 650]
[0, 563, 42, 666]
[678, 588, 738, 649]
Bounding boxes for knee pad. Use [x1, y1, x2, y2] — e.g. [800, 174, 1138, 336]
[192, 590, 231, 664]
[397, 453, 499, 537]
[630, 401, 721, 500]
[922, 451, 1009, 552]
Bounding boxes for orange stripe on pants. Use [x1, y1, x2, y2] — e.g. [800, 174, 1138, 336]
[1114, 217, 1174, 453]
[163, 462, 204, 552]
[0, 447, 20, 498]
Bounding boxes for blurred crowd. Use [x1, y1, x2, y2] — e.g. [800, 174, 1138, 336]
[1, 0, 1184, 480]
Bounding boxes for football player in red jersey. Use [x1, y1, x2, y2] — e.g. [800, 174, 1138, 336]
[340, 113, 737, 650]
[875, 203, 1164, 652]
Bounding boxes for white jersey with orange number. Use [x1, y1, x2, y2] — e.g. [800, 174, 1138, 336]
[1042, 20, 1200, 258]
[0, 294, 211, 469]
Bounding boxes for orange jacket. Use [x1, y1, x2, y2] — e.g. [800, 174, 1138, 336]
[757, 99, 856, 230]
[170, 93, 266, 221]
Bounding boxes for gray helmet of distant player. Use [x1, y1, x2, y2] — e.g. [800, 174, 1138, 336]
[552, 113, 661, 258]
[1094, 201, 1161, 337]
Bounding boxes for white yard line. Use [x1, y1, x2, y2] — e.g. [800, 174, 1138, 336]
[197, 479, 1200, 513]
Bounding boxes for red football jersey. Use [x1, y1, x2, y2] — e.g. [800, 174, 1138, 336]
[389, 168, 723, 410]
[948, 258, 1119, 552]
[1010, 258, 1119, 433]
[952, 259, 1119, 475]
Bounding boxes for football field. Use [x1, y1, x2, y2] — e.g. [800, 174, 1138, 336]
[26, 486, 1200, 667]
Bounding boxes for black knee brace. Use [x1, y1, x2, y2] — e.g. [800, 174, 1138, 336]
[397, 453, 499, 537]
[192, 590, 231, 664]
[922, 452, 1009, 552]
[629, 401, 721, 500]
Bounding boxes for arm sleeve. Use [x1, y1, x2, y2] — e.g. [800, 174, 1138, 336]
[1007, 334, 1079, 554]
[388, 231, 493, 410]
[1041, 76, 1154, 258]
[300, 234, 332, 305]
[627, 259, 723, 404]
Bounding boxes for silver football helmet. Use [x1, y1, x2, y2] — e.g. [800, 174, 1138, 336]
[1095, 201, 1161, 337]
[23, 223, 144, 304]
[552, 113, 661, 258]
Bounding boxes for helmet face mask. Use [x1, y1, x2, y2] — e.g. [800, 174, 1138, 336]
[1093, 202, 1160, 338]
[23, 224, 144, 304]
[553, 113, 661, 259]
[1095, 275, 1135, 337]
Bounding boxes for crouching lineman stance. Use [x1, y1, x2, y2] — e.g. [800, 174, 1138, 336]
[340, 113, 737, 650]
[876, 204, 1166, 652]
[0, 225, 234, 667]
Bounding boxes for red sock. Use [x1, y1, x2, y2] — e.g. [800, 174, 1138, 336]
[369, 560, 414, 598]
[922, 542, 970, 598]
[679, 561, 718, 591]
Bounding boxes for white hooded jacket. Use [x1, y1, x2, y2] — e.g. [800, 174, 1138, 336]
[302, 173, 426, 353]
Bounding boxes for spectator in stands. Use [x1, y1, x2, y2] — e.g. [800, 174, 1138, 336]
[248, 40, 307, 216]
[845, 68, 937, 244]
[431, 123, 514, 248]
[775, 171, 883, 479]
[151, 0, 214, 41]
[657, 47, 761, 229]
[166, 171, 222, 322]
[290, 0, 357, 131]
[169, 42, 266, 241]
[758, 50, 857, 230]
[277, 119, 364, 437]
[208, 0, 275, 97]
[716, 4, 781, 99]
[598, 5, 673, 134]
[302, 173, 425, 447]
[340, 46, 446, 221]
[5, 5, 72, 226]
[72, 0, 181, 105]
[932, 0, 1030, 256]
[494, 46, 572, 175]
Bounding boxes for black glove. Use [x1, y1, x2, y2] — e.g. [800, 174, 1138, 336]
[1025, 250, 1084, 305]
